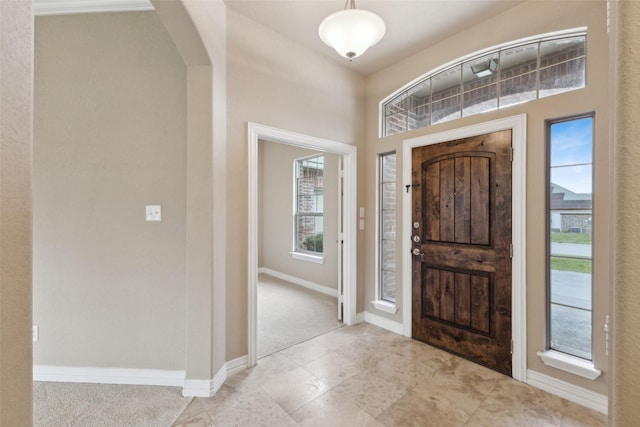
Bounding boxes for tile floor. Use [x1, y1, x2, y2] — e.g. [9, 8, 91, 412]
[173, 323, 607, 426]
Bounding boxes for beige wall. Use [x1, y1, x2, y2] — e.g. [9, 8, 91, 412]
[612, 1, 640, 423]
[365, 0, 609, 395]
[0, 0, 33, 423]
[260, 141, 339, 290]
[33, 12, 187, 370]
[225, 9, 366, 359]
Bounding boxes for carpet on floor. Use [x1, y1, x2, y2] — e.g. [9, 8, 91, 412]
[33, 381, 192, 426]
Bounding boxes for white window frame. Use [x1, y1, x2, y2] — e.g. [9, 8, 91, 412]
[373, 151, 398, 314]
[379, 28, 587, 138]
[291, 154, 325, 263]
[538, 112, 601, 380]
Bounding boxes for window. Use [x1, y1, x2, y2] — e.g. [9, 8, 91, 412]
[379, 152, 396, 303]
[294, 155, 324, 255]
[547, 115, 593, 360]
[382, 32, 586, 137]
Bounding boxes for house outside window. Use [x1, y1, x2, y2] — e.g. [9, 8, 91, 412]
[294, 155, 324, 255]
[547, 114, 594, 360]
[379, 152, 397, 303]
[383, 33, 586, 137]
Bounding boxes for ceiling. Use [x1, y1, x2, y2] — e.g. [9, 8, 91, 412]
[34, 0, 525, 75]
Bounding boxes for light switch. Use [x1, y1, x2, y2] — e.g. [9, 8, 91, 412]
[359, 219, 365, 230]
[359, 207, 365, 218]
[146, 205, 162, 221]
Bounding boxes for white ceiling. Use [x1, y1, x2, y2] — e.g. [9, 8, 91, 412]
[35, 0, 525, 75]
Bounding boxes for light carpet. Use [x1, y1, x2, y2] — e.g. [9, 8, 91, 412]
[258, 273, 342, 358]
[34, 381, 192, 426]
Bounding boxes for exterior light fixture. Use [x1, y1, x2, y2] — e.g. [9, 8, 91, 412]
[318, 0, 386, 61]
[471, 58, 498, 78]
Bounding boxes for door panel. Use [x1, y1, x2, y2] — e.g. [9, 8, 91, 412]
[412, 130, 512, 375]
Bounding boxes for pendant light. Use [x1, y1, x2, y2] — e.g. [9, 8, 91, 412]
[318, 0, 386, 61]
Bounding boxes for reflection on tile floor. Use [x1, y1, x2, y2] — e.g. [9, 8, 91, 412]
[173, 323, 607, 427]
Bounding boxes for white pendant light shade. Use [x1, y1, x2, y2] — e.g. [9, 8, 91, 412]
[319, 8, 385, 60]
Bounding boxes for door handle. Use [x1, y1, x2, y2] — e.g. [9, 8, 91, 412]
[412, 248, 424, 260]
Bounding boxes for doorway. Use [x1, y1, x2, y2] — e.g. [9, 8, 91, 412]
[247, 123, 358, 367]
[410, 130, 513, 374]
[257, 142, 342, 358]
[402, 114, 528, 381]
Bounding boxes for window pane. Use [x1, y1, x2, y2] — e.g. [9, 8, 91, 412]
[385, 112, 407, 136]
[463, 53, 499, 90]
[540, 57, 585, 98]
[381, 152, 396, 182]
[463, 84, 498, 117]
[385, 93, 407, 116]
[407, 80, 430, 108]
[295, 155, 324, 254]
[296, 215, 323, 253]
[550, 117, 592, 166]
[500, 42, 538, 78]
[408, 105, 430, 131]
[379, 152, 396, 303]
[548, 115, 593, 361]
[551, 165, 592, 198]
[550, 303, 592, 360]
[431, 95, 461, 125]
[499, 71, 537, 108]
[539, 37, 585, 98]
[550, 259, 592, 310]
[381, 269, 396, 302]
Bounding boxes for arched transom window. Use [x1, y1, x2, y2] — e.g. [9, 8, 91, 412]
[381, 31, 586, 137]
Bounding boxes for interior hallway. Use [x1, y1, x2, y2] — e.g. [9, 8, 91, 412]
[257, 273, 341, 359]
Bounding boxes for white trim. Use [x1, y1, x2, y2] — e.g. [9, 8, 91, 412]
[378, 27, 587, 138]
[182, 379, 214, 398]
[34, 0, 153, 16]
[355, 311, 365, 324]
[258, 267, 339, 298]
[33, 365, 184, 387]
[402, 114, 528, 382]
[182, 355, 249, 397]
[290, 252, 325, 264]
[537, 350, 602, 380]
[371, 300, 398, 314]
[363, 311, 404, 335]
[226, 355, 249, 377]
[248, 122, 357, 369]
[526, 370, 608, 414]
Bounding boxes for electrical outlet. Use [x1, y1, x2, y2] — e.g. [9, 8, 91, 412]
[146, 205, 162, 221]
[33, 325, 38, 342]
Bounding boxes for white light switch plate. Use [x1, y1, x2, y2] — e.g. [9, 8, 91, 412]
[146, 205, 161, 221]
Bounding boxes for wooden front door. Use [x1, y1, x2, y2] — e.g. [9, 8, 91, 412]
[411, 130, 512, 375]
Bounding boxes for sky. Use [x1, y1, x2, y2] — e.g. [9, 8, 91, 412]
[550, 116, 593, 195]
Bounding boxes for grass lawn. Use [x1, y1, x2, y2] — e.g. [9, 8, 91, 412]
[551, 231, 592, 244]
[551, 256, 592, 274]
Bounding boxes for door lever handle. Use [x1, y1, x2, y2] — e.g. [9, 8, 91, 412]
[411, 248, 424, 260]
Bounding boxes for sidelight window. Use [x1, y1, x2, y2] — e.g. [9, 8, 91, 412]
[378, 152, 397, 304]
[294, 155, 324, 255]
[547, 115, 593, 360]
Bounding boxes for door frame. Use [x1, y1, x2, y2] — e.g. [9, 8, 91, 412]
[402, 114, 527, 381]
[247, 122, 358, 367]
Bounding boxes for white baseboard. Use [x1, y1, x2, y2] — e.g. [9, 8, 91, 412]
[258, 267, 339, 298]
[182, 355, 249, 397]
[34, 355, 250, 398]
[361, 311, 404, 335]
[526, 369, 608, 414]
[226, 355, 249, 377]
[355, 311, 365, 324]
[33, 365, 185, 387]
